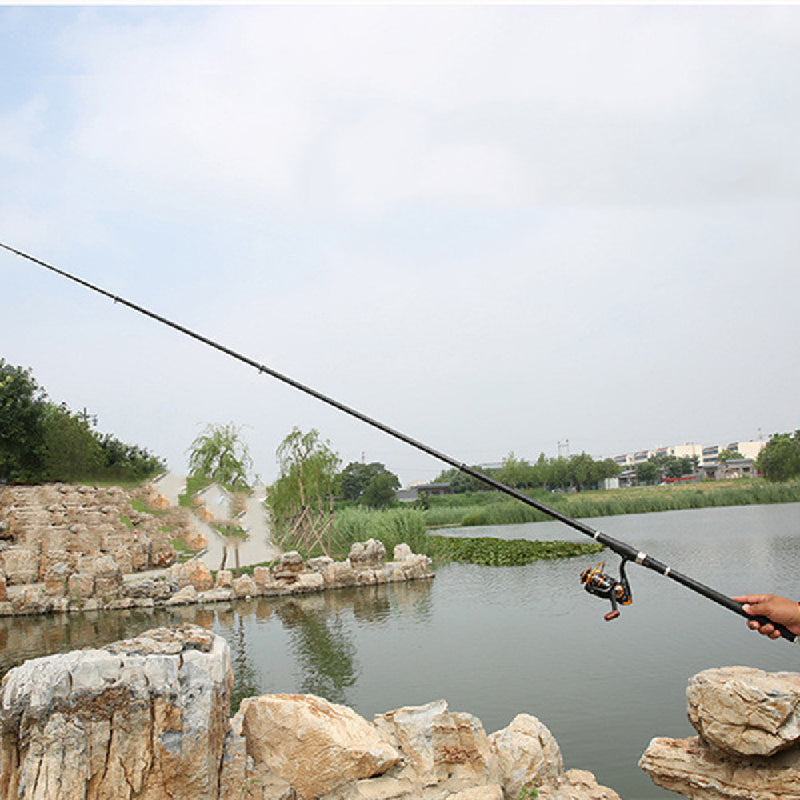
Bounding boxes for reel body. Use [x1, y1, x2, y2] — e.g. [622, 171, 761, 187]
[580, 559, 632, 621]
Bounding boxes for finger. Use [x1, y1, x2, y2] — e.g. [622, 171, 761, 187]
[748, 619, 761, 631]
[770, 629, 782, 639]
[759, 624, 776, 637]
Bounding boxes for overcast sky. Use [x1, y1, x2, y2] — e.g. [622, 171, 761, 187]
[2, 5, 799, 486]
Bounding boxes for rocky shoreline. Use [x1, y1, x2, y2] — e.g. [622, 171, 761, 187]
[0, 482, 434, 618]
[0, 624, 620, 800]
[0, 539, 433, 618]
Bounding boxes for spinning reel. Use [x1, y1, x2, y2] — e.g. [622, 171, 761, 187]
[580, 559, 632, 621]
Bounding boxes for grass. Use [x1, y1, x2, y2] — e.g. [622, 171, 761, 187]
[178, 474, 213, 508]
[422, 478, 800, 528]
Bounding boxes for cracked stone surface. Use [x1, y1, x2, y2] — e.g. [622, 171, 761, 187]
[0, 624, 232, 800]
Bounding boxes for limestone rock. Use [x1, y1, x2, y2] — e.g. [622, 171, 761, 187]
[240, 693, 401, 800]
[0, 625, 232, 800]
[232, 574, 258, 598]
[349, 539, 386, 570]
[0, 546, 39, 585]
[216, 568, 234, 588]
[273, 551, 305, 580]
[489, 713, 563, 798]
[374, 699, 500, 789]
[67, 572, 94, 600]
[393, 543, 413, 562]
[538, 768, 622, 800]
[640, 735, 800, 800]
[43, 562, 71, 597]
[688, 667, 800, 757]
[0, 570, 6, 602]
[167, 585, 198, 605]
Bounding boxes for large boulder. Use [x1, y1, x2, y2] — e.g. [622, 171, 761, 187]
[374, 699, 501, 790]
[349, 539, 386, 570]
[687, 667, 800, 757]
[489, 713, 563, 798]
[640, 666, 800, 800]
[239, 693, 401, 800]
[538, 768, 622, 800]
[640, 735, 800, 800]
[0, 625, 232, 800]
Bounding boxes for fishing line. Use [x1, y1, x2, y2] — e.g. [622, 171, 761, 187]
[2, 240, 795, 643]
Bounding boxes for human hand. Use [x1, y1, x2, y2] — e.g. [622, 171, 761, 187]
[731, 594, 800, 639]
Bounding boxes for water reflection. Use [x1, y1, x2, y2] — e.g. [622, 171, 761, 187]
[0, 576, 435, 721]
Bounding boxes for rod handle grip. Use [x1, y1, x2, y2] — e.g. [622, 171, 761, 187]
[747, 613, 798, 643]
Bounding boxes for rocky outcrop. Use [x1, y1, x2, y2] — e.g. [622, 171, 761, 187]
[0, 626, 620, 800]
[238, 694, 401, 800]
[0, 537, 433, 618]
[0, 483, 183, 586]
[640, 666, 800, 799]
[0, 625, 232, 800]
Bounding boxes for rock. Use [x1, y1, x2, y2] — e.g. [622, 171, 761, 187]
[538, 768, 622, 800]
[349, 539, 386, 570]
[219, 707, 295, 800]
[123, 577, 176, 601]
[0, 625, 232, 800]
[450, 786, 504, 800]
[489, 713, 563, 798]
[273, 551, 305, 579]
[43, 562, 71, 597]
[197, 587, 234, 604]
[393, 543, 413, 562]
[688, 667, 800, 757]
[252, 566, 274, 590]
[640, 735, 800, 800]
[0, 546, 39, 584]
[216, 568, 233, 588]
[184, 529, 208, 551]
[323, 561, 358, 588]
[184, 560, 214, 592]
[232, 574, 258, 598]
[167, 585, 199, 605]
[9, 586, 49, 615]
[640, 667, 800, 800]
[307, 556, 334, 573]
[67, 572, 95, 600]
[0, 570, 6, 602]
[296, 572, 325, 592]
[240, 693, 401, 800]
[171, 559, 214, 591]
[374, 699, 500, 789]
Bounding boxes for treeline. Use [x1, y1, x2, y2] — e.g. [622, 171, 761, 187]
[435, 451, 620, 493]
[757, 431, 800, 482]
[0, 359, 165, 484]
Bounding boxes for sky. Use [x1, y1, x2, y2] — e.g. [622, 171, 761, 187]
[1, 4, 799, 487]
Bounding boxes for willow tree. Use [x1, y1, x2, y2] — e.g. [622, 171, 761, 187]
[266, 427, 342, 556]
[187, 422, 253, 492]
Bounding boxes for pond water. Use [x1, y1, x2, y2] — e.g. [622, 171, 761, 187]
[2, 502, 799, 799]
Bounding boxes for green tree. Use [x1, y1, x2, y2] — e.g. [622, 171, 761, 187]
[635, 461, 659, 485]
[42, 403, 103, 482]
[717, 449, 741, 464]
[360, 471, 400, 508]
[497, 451, 532, 489]
[266, 427, 341, 543]
[757, 432, 800, 482]
[187, 422, 253, 491]
[0, 359, 47, 482]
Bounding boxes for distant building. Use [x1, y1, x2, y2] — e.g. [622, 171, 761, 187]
[614, 440, 762, 468]
[397, 482, 452, 502]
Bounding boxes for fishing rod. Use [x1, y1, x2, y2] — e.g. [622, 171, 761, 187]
[2, 240, 795, 643]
